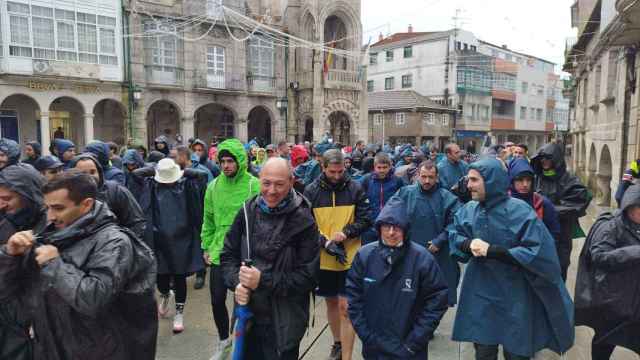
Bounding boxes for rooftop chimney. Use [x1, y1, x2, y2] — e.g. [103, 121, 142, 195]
[379, 32, 384, 42]
[502, 44, 508, 49]
[408, 24, 413, 33]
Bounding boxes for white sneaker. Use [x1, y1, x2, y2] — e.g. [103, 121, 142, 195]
[158, 292, 172, 318]
[172, 312, 184, 334]
[210, 338, 233, 360]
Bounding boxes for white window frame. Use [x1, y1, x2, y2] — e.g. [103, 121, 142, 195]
[373, 113, 383, 126]
[424, 112, 435, 125]
[32, 5, 55, 60]
[521, 81, 528, 94]
[369, 52, 377, 65]
[206, 45, 225, 88]
[248, 36, 275, 78]
[8, 1, 32, 57]
[442, 113, 449, 126]
[56, 9, 77, 62]
[403, 46, 413, 58]
[395, 112, 406, 126]
[401, 74, 412, 88]
[385, 77, 394, 90]
[386, 49, 394, 62]
[144, 21, 179, 72]
[520, 106, 527, 120]
[367, 80, 374, 92]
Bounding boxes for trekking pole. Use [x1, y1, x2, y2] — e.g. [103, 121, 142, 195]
[232, 203, 255, 360]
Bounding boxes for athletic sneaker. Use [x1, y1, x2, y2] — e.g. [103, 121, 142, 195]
[158, 292, 172, 318]
[328, 342, 342, 360]
[209, 338, 233, 360]
[173, 303, 185, 334]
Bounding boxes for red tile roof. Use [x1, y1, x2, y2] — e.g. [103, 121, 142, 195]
[371, 32, 434, 47]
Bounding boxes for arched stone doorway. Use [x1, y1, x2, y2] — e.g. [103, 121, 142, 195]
[323, 15, 348, 71]
[194, 104, 234, 144]
[304, 116, 314, 143]
[597, 145, 613, 206]
[94, 99, 126, 145]
[588, 143, 597, 192]
[50, 97, 85, 148]
[328, 111, 351, 145]
[147, 101, 181, 149]
[247, 106, 271, 146]
[0, 94, 40, 144]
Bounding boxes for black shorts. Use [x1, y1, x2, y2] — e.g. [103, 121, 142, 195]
[316, 270, 348, 298]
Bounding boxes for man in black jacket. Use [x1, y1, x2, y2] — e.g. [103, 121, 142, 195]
[531, 142, 591, 281]
[304, 149, 371, 360]
[0, 171, 157, 360]
[221, 158, 320, 359]
[575, 184, 640, 359]
[0, 165, 47, 360]
[70, 153, 146, 239]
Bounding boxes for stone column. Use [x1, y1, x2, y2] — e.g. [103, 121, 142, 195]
[40, 112, 51, 155]
[181, 116, 195, 142]
[236, 117, 248, 143]
[83, 113, 95, 143]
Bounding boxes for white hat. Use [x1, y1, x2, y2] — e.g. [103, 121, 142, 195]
[154, 158, 183, 184]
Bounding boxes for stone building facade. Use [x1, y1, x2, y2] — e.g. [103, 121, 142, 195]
[125, 0, 366, 149]
[564, 0, 640, 207]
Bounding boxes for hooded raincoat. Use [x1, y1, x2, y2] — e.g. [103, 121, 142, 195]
[122, 149, 147, 194]
[531, 143, 591, 280]
[85, 141, 126, 185]
[51, 139, 75, 169]
[394, 183, 462, 306]
[154, 136, 170, 156]
[0, 138, 21, 170]
[574, 184, 640, 354]
[450, 158, 574, 357]
[437, 158, 469, 192]
[192, 139, 220, 179]
[22, 141, 41, 167]
[70, 154, 146, 239]
[346, 197, 448, 359]
[508, 158, 562, 243]
[201, 139, 260, 265]
[0, 201, 158, 360]
[359, 171, 405, 244]
[0, 165, 47, 360]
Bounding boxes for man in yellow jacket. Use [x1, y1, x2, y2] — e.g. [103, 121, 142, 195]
[201, 138, 260, 360]
[304, 149, 371, 360]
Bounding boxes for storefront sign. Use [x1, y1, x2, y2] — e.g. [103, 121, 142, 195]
[28, 81, 62, 91]
[26, 81, 102, 94]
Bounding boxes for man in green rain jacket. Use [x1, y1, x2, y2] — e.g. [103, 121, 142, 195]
[201, 138, 260, 359]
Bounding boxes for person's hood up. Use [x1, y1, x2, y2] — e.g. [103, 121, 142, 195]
[69, 153, 105, 187]
[469, 157, 509, 207]
[620, 184, 640, 213]
[400, 147, 414, 158]
[122, 149, 145, 169]
[531, 143, 566, 176]
[52, 138, 75, 159]
[147, 151, 166, 163]
[34, 155, 63, 171]
[0, 165, 45, 208]
[0, 138, 20, 167]
[315, 141, 336, 156]
[291, 145, 309, 168]
[191, 139, 209, 161]
[26, 141, 42, 157]
[255, 148, 267, 163]
[374, 196, 410, 234]
[84, 141, 111, 169]
[508, 158, 535, 185]
[154, 135, 170, 155]
[217, 138, 249, 178]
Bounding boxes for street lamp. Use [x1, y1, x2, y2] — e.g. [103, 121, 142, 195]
[276, 97, 288, 115]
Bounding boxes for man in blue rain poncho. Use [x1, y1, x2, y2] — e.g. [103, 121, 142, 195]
[437, 143, 468, 191]
[393, 160, 462, 306]
[450, 157, 574, 359]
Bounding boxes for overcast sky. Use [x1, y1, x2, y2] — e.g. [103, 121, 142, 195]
[361, 0, 577, 72]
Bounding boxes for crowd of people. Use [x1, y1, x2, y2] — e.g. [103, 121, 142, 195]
[0, 132, 638, 360]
